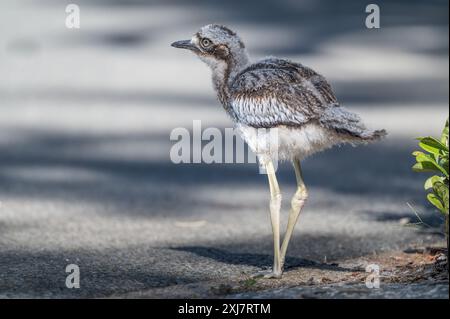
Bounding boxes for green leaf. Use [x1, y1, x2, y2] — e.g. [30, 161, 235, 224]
[412, 151, 448, 177]
[441, 159, 449, 177]
[433, 181, 449, 214]
[413, 151, 435, 163]
[424, 175, 443, 190]
[412, 162, 440, 173]
[427, 193, 445, 213]
[441, 119, 449, 145]
[417, 137, 448, 156]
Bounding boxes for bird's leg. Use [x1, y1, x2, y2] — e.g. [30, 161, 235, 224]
[280, 158, 308, 270]
[253, 160, 282, 279]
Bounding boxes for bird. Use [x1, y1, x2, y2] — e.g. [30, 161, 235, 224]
[171, 24, 386, 278]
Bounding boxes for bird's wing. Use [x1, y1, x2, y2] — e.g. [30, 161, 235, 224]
[229, 58, 338, 128]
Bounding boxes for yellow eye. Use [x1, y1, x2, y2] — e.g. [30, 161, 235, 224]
[201, 38, 212, 47]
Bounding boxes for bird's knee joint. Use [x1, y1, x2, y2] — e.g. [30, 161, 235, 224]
[301, 189, 309, 200]
[292, 187, 308, 205]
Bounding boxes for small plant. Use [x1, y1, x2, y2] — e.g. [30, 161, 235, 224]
[242, 278, 257, 288]
[412, 118, 449, 245]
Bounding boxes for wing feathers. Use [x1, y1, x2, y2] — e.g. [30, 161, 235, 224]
[229, 58, 337, 128]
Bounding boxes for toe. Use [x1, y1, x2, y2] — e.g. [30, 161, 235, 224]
[251, 270, 283, 279]
[263, 272, 282, 279]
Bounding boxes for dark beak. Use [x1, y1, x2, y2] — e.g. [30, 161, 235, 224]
[171, 39, 198, 51]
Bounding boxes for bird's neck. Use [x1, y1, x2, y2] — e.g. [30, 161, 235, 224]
[211, 53, 249, 107]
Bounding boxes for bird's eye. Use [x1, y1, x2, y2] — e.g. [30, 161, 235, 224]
[201, 38, 212, 48]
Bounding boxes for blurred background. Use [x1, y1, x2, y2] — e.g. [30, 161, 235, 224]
[0, 0, 448, 297]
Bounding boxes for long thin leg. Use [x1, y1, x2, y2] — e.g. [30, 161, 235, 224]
[280, 158, 308, 269]
[253, 159, 282, 278]
[265, 160, 282, 277]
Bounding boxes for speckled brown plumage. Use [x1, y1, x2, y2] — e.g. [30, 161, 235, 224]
[229, 58, 332, 127]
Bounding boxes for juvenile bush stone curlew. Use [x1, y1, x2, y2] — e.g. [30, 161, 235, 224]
[172, 24, 387, 278]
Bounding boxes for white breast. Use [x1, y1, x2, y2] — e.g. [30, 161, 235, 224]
[236, 123, 340, 162]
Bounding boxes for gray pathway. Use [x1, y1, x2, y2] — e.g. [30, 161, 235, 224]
[0, 0, 448, 298]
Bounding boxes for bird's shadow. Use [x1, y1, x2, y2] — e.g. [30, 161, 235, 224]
[170, 246, 358, 273]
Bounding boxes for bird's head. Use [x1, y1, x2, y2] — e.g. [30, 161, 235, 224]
[171, 24, 249, 72]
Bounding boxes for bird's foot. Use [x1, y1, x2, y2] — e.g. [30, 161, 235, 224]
[251, 269, 283, 279]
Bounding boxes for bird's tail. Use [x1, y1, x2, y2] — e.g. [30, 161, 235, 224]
[320, 105, 387, 143]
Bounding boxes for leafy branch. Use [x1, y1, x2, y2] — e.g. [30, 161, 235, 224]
[412, 119, 449, 216]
